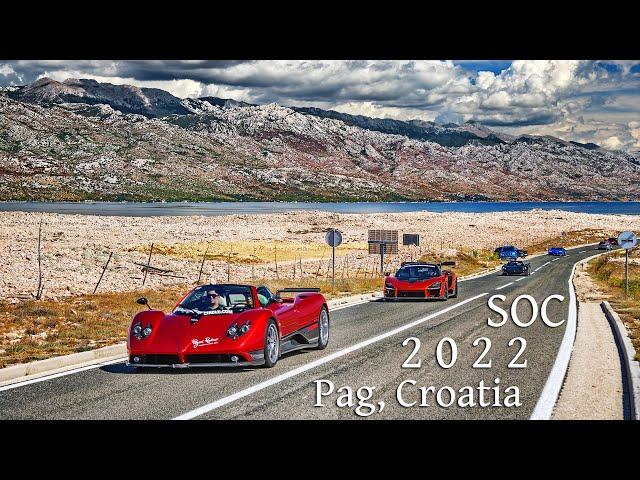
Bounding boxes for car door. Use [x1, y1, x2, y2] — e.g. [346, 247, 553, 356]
[263, 291, 298, 338]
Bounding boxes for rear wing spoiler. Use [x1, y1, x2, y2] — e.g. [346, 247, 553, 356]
[441, 261, 456, 267]
[276, 287, 321, 296]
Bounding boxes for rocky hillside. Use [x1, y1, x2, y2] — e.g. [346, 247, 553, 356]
[1, 78, 639, 202]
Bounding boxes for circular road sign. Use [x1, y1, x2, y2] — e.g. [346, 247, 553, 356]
[325, 229, 343, 247]
[618, 231, 637, 250]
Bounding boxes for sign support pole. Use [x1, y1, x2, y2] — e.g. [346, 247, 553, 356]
[332, 229, 336, 290]
[626, 249, 629, 296]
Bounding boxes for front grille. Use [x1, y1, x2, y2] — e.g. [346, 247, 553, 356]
[130, 354, 180, 365]
[185, 354, 240, 364]
[397, 290, 425, 298]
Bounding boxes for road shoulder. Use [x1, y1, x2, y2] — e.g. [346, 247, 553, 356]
[552, 262, 623, 419]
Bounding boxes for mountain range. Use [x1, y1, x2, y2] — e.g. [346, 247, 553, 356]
[1, 77, 639, 202]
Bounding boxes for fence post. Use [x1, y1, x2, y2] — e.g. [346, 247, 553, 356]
[93, 252, 113, 294]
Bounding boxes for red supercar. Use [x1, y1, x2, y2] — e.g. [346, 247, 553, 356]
[127, 284, 329, 369]
[383, 261, 458, 300]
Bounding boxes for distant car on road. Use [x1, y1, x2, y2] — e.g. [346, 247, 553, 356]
[495, 245, 527, 260]
[384, 261, 458, 300]
[547, 246, 567, 256]
[501, 260, 531, 276]
[597, 241, 613, 250]
[606, 237, 618, 246]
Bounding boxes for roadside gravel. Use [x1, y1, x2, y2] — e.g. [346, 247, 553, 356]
[552, 265, 623, 419]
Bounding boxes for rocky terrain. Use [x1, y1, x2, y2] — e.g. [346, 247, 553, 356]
[2, 209, 638, 301]
[1, 78, 639, 202]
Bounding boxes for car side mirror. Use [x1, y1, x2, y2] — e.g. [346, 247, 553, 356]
[136, 297, 151, 310]
[269, 295, 283, 304]
[384, 272, 390, 276]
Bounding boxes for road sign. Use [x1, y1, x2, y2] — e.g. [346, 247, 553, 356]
[368, 229, 399, 273]
[618, 231, 637, 250]
[403, 234, 420, 246]
[369, 229, 398, 244]
[618, 231, 636, 297]
[325, 229, 343, 289]
[368, 242, 399, 254]
[325, 229, 343, 247]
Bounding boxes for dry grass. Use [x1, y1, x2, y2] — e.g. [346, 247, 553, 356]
[0, 284, 189, 368]
[588, 249, 640, 360]
[130, 240, 366, 264]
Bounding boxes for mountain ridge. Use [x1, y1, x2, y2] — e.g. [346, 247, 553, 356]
[1, 77, 638, 202]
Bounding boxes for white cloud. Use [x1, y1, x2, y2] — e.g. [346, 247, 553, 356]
[3, 60, 640, 152]
[0, 64, 15, 76]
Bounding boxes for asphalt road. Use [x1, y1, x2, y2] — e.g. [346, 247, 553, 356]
[0, 245, 608, 420]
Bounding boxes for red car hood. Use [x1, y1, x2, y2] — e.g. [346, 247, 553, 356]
[385, 276, 443, 289]
[130, 310, 255, 354]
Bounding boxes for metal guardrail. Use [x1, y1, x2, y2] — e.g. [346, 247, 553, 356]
[601, 300, 640, 420]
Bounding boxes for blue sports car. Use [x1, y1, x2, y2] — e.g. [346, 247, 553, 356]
[547, 246, 567, 256]
[495, 245, 527, 260]
[502, 260, 531, 276]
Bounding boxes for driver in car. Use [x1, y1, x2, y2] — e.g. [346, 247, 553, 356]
[203, 290, 225, 310]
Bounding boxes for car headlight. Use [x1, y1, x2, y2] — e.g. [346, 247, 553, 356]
[132, 323, 142, 339]
[227, 324, 238, 338]
[384, 283, 394, 289]
[239, 322, 250, 335]
[430, 282, 441, 289]
[142, 326, 152, 337]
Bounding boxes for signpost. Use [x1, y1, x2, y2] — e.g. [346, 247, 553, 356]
[368, 230, 399, 275]
[618, 231, 638, 296]
[403, 234, 420, 246]
[325, 229, 343, 289]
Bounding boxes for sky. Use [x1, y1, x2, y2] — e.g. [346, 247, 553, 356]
[1, 60, 639, 153]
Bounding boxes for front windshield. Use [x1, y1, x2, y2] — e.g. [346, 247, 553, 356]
[174, 285, 255, 314]
[396, 265, 440, 280]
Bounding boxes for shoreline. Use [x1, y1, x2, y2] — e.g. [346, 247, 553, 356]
[0, 201, 639, 218]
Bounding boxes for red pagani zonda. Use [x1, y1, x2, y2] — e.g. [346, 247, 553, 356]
[383, 261, 458, 300]
[127, 284, 329, 369]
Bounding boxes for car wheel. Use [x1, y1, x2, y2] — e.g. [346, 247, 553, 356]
[263, 320, 280, 368]
[315, 306, 330, 350]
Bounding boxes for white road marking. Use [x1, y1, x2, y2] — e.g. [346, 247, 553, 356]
[552, 258, 559, 262]
[542, 261, 551, 267]
[0, 357, 126, 393]
[579, 250, 586, 253]
[495, 282, 514, 290]
[515, 277, 527, 282]
[173, 292, 489, 420]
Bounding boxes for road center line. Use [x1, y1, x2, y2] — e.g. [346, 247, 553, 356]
[495, 282, 514, 290]
[173, 292, 489, 420]
[515, 277, 527, 282]
[579, 250, 587, 253]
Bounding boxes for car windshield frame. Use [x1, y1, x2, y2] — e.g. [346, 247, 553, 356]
[395, 265, 441, 280]
[174, 284, 256, 314]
